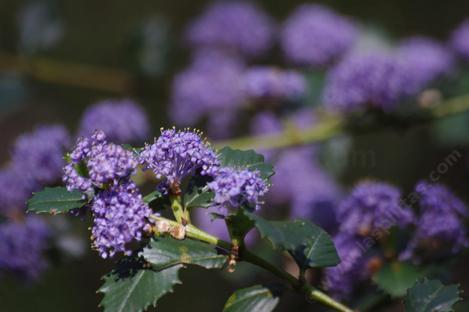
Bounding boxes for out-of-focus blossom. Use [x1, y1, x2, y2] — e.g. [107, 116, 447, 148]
[324, 233, 368, 299]
[243, 67, 306, 101]
[185, 1, 275, 58]
[0, 167, 37, 215]
[170, 51, 246, 126]
[281, 4, 358, 67]
[397, 37, 454, 92]
[337, 181, 414, 235]
[401, 182, 468, 260]
[12, 125, 71, 184]
[206, 110, 239, 140]
[322, 52, 410, 112]
[450, 19, 469, 62]
[91, 182, 152, 259]
[0, 216, 50, 280]
[79, 99, 150, 144]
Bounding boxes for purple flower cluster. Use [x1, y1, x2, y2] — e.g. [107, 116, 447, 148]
[11, 125, 71, 184]
[185, 1, 275, 58]
[140, 129, 219, 191]
[323, 52, 410, 112]
[401, 182, 468, 260]
[450, 19, 469, 62]
[170, 51, 246, 126]
[337, 181, 413, 235]
[281, 4, 358, 67]
[0, 216, 50, 280]
[208, 167, 269, 213]
[243, 67, 306, 101]
[0, 167, 36, 215]
[91, 181, 152, 259]
[78, 99, 150, 144]
[63, 130, 138, 192]
[397, 37, 454, 93]
[324, 233, 368, 299]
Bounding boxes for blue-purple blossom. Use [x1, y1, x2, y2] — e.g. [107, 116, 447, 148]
[322, 52, 410, 112]
[281, 4, 358, 67]
[208, 167, 269, 213]
[78, 99, 150, 144]
[63, 130, 137, 192]
[91, 181, 152, 259]
[243, 67, 306, 101]
[401, 182, 468, 260]
[206, 110, 239, 140]
[12, 125, 70, 184]
[0, 216, 50, 279]
[324, 233, 368, 299]
[140, 129, 219, 191]
[0, 167, 37, 215]
[170, 51, 246, 126]
[450, 19, 469, 62]
[397, 37, 454, 92]
[337, 181, 414, 235]
[185, 2, 275, 58]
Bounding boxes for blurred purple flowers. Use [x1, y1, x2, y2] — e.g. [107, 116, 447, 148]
[281, 4, 358, 67]
[79, 99, 150, 144]
[451, 19, 469, 62]
[185, 1, 275, 58]
[337, 181, 413, 235]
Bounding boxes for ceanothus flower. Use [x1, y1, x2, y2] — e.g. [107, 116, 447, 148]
[170, 50, 246, 126]
[397, 37, 454, 93]
[0, 216, 50, 279]
[91, 181, 152, 259]
[281, 4, 358, 67]
[78, 99, 150, 144]
[322, 52, 410, 112]
[450, 19, 469, 62]
[208, 167, 269, 213]
[323, 233, 368, 299]
[0, 167, 37, 215]
[63, 130, 137, 192]
[243, 67, 306, 101]
[139, 129, 219, 192]
[337, 181, 414, 235]
[11, 125, 71, 184]
[401, 182, 468, 260]
[185, 1, 275, 58]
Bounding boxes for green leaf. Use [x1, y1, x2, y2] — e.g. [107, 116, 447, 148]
[27, 187, 86, 214]
[99, 266, 182, 312]
[405, 278, 461, 312]
[246, 212, 339, 268]
[142, 237, 227, 270]
[225, 210, 255, 243]
[223, 285, 279, 312]
[184, 188, 214, 209]
[373, 262, 424, 297]
[218, 147, 274, 180]
[143, 191, 162, 204]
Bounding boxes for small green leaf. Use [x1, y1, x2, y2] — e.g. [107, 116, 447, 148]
[184, 188, 214, 209]
[373, 262, 424, 297]
[223, 285, 279, 312]
[218, 147, 274, 179]
[246, 212, 339, 268]
[405, 278, 461, 312]
[99, 266, 181, 312]
[142, 237, 227, 270]
[225, 210, 255, 243]
[27, 187, 86, 214]
[143, 191, 162, 204]
[122, 144, 143, 156]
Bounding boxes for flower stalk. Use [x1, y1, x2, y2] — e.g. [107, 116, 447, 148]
[150, 215, 354, 312]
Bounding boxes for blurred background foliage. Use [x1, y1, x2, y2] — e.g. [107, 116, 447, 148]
[1, 0, 469, 311]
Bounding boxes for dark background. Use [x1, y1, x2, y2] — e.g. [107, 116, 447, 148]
[1, 1, 469, 311]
